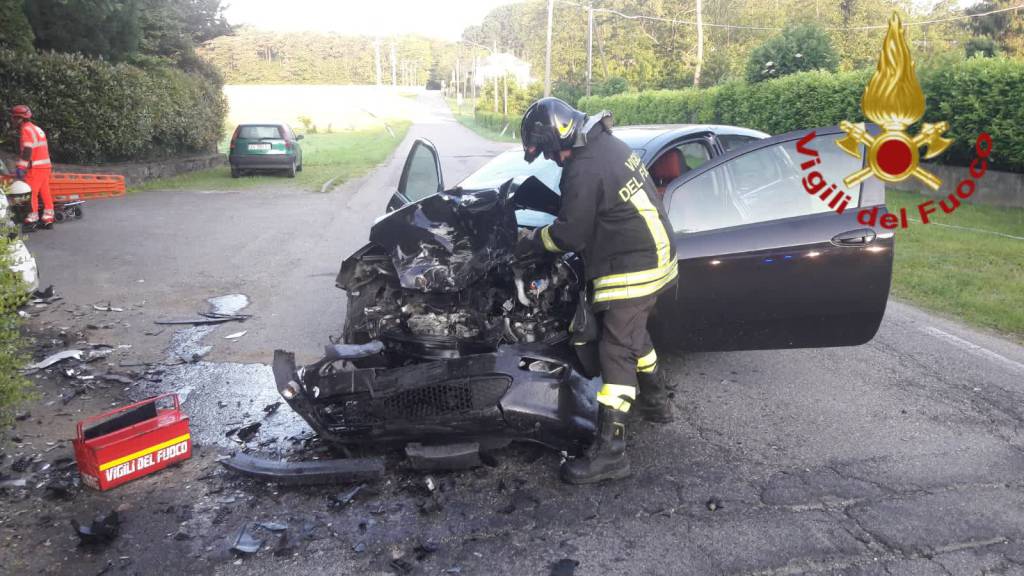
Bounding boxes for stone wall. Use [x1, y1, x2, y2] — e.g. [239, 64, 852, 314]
[0, 152, 226, 187]
[891, 162, 1024, 208]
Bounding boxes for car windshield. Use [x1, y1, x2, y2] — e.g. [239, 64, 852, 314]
[238, 125, 282, 139]
[457, 149, 563, 194]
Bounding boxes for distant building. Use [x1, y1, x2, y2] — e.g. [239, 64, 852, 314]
[475, 53, 531, 87]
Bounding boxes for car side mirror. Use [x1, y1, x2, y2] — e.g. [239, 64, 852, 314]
[296, 135, 304, 141]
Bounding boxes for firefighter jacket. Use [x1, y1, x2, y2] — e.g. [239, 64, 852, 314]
[533, 121, 677, 307]
[18, 121, 51, 170]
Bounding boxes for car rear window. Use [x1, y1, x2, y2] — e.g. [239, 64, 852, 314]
[237, 125, 283, 139]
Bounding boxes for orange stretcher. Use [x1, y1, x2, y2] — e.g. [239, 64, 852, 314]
[1, 172, 126, 201]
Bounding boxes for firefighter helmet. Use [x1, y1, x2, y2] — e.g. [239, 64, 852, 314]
[520, 97, 587, 163]
[10, 105, 32, 120]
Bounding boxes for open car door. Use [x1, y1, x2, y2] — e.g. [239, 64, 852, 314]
[386, 138, 444, 212]
[652, 126, 893, 351]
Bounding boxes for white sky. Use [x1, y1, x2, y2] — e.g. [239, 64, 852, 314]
[223, 0, 520, 40]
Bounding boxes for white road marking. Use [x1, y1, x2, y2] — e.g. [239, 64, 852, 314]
[921, 326, 1024, 374]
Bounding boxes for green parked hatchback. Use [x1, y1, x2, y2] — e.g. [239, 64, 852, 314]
[229, 123, 304, 178]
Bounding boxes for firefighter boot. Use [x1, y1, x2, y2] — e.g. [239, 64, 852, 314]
[561, 405, 631, 484]
[634, 370, 675, 423]
[42, 209, 55, 225]
[24, 211, 38, 225]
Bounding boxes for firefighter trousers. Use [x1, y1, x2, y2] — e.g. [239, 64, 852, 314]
[25, 167, 54, 213]
[595, 294, 659, 413]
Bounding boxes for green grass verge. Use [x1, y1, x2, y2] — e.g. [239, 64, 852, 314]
[446, 97, 519, 143]
[886, 188, 1024, 341]
[135, 121, 411, 193]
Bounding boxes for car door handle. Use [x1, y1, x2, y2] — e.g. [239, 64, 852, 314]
[831, 228, 877, 246]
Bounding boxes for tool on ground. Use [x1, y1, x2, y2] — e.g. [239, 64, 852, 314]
[73, 393, 191, 491]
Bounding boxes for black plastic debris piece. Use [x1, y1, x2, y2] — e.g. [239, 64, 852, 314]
[550, 559, 579, 576]
[222, 453, 384, 485]
[262, 401, 282, 416]
[235, 422, 261, 442]
[14, 411, 30, 421]
[44, 480, 73, 500]
[100, 373, 134, 385]
[71, 510, 120, 546]
[32, 285, 55, 300]
[389, 558, 414, 575]
[272, 530, 294, 557]
[230, 523, 264, 555]
[330, 484, 364, 507]
[405, 442, 481, 471]
[706, 497, 723, 512]
[173, 530, 192, 541]
[11, 455, 34, 473]
[414, 540, 440, 561]
[155, 313, 250, 326]
[257, 521, 288, 532]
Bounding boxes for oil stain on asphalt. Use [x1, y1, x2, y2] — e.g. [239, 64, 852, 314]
[136, 294, 309, 450]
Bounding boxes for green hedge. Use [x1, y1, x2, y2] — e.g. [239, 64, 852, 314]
[0, 235, 28, 426]
[579, 57, 1024, 173]
[474, 110, 523, 136]
[0, 49, 226, 163]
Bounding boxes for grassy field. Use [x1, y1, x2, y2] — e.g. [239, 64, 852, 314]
[887, 188, 1024, 341]
[136, 122, 410, 193]
[446, 97, 519, 143]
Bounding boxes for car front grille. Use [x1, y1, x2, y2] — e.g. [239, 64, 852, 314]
[319, 375, 511, 430]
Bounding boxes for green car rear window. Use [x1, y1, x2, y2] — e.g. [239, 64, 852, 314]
[238, 125, 282, 139]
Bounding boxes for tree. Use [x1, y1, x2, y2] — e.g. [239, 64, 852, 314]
[0, 0, 33, 53]
[25, 0, 141, 61]
[745, 23, 838, 83]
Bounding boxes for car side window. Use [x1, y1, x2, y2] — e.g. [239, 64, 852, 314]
[718, 134, 759, 152]
[667, 132, 863, 233]
[401, 144, 441, 202]
[649, 140, 711, 195]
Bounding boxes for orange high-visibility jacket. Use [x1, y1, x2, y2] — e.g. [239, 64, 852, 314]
[18, 121, 51, 169]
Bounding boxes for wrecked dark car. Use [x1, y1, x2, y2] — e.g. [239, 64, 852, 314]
[274, 125, 894, 459]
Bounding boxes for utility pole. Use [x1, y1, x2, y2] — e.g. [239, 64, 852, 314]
[374, 39, 382, 86]
[391, 42, 397, 86]
[586, 2, 593, 97]
[544, 0, 554, 96]
[493, 39, 499, 113]
[693, 0, 704, 87]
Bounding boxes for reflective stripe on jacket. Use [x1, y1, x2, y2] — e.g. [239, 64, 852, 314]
[536, 123, 677, 307]
[18, 121, 51, 169]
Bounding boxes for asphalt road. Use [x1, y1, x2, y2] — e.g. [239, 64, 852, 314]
[21, 92, 1024, 575]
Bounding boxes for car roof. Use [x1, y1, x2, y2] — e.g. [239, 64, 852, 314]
[236, 122, 289, 127]
[614, 124, 768, 151]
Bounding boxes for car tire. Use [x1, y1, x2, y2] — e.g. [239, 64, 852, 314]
[296, 160, 303, 172]
[287, 161, 297, 178]
[231, 166, 240, 179]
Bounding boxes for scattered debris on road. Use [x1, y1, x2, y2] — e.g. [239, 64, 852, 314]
[224, 330, 247, 340]
[92, 302, 124, 312]
[550, 558, 579, 576]
[230, 523, 264, 555]
[25, 349, 83, 371]
[71, 510, 121, 546]
[156, 313, 251, 326]
[227, 421, 261, 443]
[220, 453, 385, 485]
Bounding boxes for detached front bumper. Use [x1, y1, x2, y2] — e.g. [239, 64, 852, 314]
[273, 342, 600, 452]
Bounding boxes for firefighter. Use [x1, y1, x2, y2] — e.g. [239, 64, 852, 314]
[10, 105, 54, 226]
[516, 97, 678, 484]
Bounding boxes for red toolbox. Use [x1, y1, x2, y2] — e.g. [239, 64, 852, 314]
[73, 393, 191, 491]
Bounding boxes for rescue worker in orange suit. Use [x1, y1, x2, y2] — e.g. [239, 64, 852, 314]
[10, 105, 54, 226]
[516, 97, 678, 484]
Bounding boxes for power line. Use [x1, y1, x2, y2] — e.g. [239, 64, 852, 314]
[556, 0, 1024, 32]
